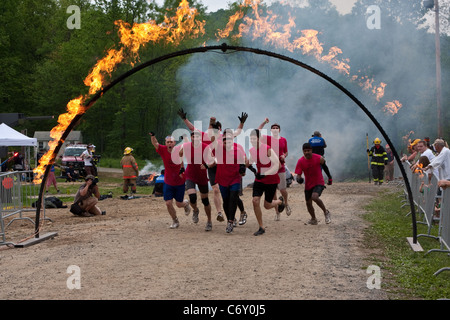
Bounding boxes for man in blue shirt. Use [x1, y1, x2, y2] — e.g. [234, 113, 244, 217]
[308, 131, 333, 185]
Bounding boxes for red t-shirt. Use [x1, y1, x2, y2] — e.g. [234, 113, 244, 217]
[249, 144, 280, 185]
[294, 153, 324, 190]
[182, 141, 209, 185]
[193, 127, 221, 146]
[215, 142, 246, 187]
[156, 144, 185, 186]
[261, 135, 287, 173]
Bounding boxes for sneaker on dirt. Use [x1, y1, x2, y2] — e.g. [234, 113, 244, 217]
[253, 227, 265, 236]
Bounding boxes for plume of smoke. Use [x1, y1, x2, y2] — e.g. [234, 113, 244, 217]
[175, 0, 441, 180]
[140, 160, 164, 175]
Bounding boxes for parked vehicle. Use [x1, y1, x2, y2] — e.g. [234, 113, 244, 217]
[60, 144, 87, 178]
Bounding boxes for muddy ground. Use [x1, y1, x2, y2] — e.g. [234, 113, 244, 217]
[0, 176, 397, 301]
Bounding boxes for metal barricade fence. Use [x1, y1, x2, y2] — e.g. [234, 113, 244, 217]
[426, 187, 450, 276]
[411, 171, 421, 208]
[0, 170, 45, 245]
[394, 161, 450, 275]
[401, 161, 413, 209]
[417, 173, 440, 240]
[393, 160, 404, 186]
[425, 190, 450, 275]
[436, 188, 450, 275]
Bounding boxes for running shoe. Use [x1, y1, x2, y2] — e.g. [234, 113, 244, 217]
[217, 212, 225, 222]
[192, 209, 199, 223]
[274, 212, 280, 221]
[277, 196, 285, 213]
[183, 199, 191, 216]
[239, 211, 247, 225]
[226, 221, 234, 233]
[170, 218, 180, 229]
[253, 227, 265, 236]
[286, 204, 292, 216]
[325, 210, 331, 224]
[205, 221, 212, 231]
[306, 218, 318, 225]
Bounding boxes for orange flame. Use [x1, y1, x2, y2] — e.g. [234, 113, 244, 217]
[383, 100, 402, 115]
[215, 0, 350, 74]
[33, 0, 205, 184]
[402, 130, 414, 142]
[216, 10, 245, 39]
[216, 0, 404, 108]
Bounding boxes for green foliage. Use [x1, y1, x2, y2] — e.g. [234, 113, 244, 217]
[1, 0, 449, 170]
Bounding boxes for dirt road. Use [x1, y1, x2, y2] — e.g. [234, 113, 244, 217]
[0, 181, 391, 300]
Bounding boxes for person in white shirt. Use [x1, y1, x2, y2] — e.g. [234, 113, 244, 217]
[81, 144, 96, 176]
[424, 139, 450, 181]
[412, 140, 439, 179]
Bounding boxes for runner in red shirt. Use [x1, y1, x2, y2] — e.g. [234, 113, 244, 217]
[258, 118, 290, 220]
[150, 132, 191, 229]
[206, 130, 247, 233]
[294, 143, 331, 225]
[247, 129, 285, 236]
[177, 109, 248, 223]
[179, 130, 213, 231]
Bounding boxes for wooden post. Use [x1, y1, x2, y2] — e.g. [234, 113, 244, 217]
[435, 0, 443, 138]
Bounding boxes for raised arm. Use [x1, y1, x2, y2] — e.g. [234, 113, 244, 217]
[149, 132, 159, 149]
[234, 112, 248, 137]
[257, 117, 269, 130]
[177, 108, 195, 131]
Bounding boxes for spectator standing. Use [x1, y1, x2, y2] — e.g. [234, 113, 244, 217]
[424, 139, 450, 181]
[384, 144, 394, 182]
[81, 144, 96, 177]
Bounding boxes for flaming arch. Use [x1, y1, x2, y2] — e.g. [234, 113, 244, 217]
[32, 43, 419, 244]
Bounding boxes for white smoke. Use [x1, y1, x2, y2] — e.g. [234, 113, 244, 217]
[140, 160, 164, 175]
[175, 1, 440, 180]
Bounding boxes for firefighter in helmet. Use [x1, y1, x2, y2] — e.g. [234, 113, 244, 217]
[367, 138, 388, 185]
[120, 147, 139, 196]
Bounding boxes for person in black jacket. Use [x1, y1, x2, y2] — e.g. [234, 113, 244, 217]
[367, 138, 388, 185]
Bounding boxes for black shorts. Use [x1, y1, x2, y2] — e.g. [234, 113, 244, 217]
[252, 181, 278, 203]
[304, 185, 326, 201]
[185, 179, 209, 194]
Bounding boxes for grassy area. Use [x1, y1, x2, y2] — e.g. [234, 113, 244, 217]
[364, 189, 450, 300]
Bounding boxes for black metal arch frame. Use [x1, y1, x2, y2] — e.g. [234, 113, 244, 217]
[34, 43, 417, 242]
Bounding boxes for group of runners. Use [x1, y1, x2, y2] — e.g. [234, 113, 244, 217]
[150, 109, 331, 236]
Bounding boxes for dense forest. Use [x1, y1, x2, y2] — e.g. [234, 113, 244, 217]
[1, 0, 449, 179]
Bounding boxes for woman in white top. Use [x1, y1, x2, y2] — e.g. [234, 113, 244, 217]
[81, 144, 96, 176]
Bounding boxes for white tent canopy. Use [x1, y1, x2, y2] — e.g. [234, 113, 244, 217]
[0, 123, 37, 147]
